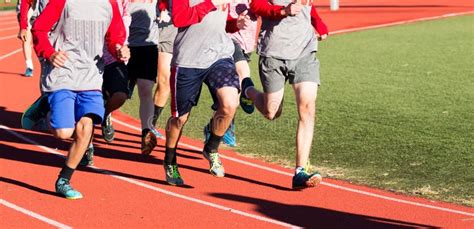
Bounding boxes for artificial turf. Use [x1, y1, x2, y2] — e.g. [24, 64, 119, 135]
[121, 15, 474, 206]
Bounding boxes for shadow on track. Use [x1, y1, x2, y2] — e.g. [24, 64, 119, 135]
[209, 193, 438, 228]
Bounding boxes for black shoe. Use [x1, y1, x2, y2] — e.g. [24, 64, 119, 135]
[240, 77, 255, 114]
[292, 169, 322, 189]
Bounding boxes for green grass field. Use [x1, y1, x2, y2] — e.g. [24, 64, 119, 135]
[122, 15, 474, 206]
[0, 0, 17, 11]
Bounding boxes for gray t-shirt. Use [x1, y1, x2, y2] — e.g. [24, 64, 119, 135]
[172, 4, 234, 69]
[257, 0, 317, 60]
[40, 0, 114, 92]
[128, 1, 159, 47]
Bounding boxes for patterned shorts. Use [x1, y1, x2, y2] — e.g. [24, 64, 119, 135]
[170, 58, 240, 117]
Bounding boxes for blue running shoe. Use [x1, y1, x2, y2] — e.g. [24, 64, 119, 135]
[25, 68, 33, 77]
[164, 163, 184, 186]
[222, 121, 237, 147]
[79, 143, 94, 166]
[292, 169, 322, 189]
[21, 94, 49, 130]
[202, 150, 225, 177]
[203, 121, 236, 147]
[150, 128, 163, 138]
[55, 177, 83, 200]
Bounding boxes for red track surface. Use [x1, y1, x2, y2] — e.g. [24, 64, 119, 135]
[1, 1, 473, 228]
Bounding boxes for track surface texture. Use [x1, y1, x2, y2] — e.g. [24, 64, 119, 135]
[1, 0, 473, 228]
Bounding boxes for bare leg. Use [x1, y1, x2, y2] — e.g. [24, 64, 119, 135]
[235, 60, 250, 85]
[212, 87, 239, 135]
[292, 82, 318, 167]
[154, 52, 172, 107]
[245, 87, 285, 120]
[165, 113, 190, 149]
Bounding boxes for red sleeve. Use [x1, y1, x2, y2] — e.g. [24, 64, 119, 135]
[249, 0, 285, 20]
[225, 6, 239, 33]
[158, 0, 167, 11]
[171, 0, 216, 27]
[32, 0, 66, 60]
[19, 0, 32, 29]
[310, 6, 328, 36]
[106, 0, 126, 60]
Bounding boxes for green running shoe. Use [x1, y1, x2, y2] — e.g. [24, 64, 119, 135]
[292, 169, 322, 189]
[202, 150, 225, 177]
[55, 177, 83, 200]
[21, 94, 49, 130]
[164, 163, 184, 186]
[79, 143, 94, 166]
[101, 113, 115, 143]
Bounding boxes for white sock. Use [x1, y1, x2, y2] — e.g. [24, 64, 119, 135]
[295, 166, 305, 174]
[26, 59, 33, 69]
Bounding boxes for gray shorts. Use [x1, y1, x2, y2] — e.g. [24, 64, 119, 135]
[259, 52, 320, 93]
[158, 22, 177, 54]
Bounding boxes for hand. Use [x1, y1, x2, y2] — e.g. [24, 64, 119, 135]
[158, 9, 171, 23]
[282, 2, 303, 17]
[17, 29, 27, 42]
[116, 44, 130, 62]
[211, 0, 231, 7]
[295, 0, 313, 6]
[317, 34, 327, 41]
[49, 51, 68, 68]
[236, 10, 251, 30]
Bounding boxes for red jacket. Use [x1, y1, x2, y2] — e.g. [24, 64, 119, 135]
[32, 0, 126, 60]
[250, 0, 328, 36]
[171, 0, 239, 32]
[19, 0, 33, 29]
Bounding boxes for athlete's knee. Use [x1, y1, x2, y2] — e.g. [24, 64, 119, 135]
[218, 98, 239, 117]
[167, 115, 188, 130]
[111, 92, 128, 104]
[263, 100, 283, 120]
[157, 73, 170, 88]
[74, 118, 94, 141]
[263, 110, 281, 121]
[53, 129, 74, 140]
[298, 102, 316, 121]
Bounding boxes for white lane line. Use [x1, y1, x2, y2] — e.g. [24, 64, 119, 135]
[0, 125, 300, 228]
[0, 34, 17, 40]
[112, 117, 474, 217]
[0, 199, 72, 229]
[331, 11, 474, 35]
[0, 26, 18, 32]
[0, 48, 21, 61]
[1, 9, 472, 219]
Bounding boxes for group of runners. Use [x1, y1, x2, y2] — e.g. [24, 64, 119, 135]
[16, 0, 329, 199]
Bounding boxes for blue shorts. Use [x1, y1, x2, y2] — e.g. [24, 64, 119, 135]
[48, 90, 105, 129]
[170, 58, 240, 117]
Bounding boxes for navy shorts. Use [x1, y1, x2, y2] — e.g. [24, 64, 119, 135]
[48, 90, 105, 129]
[170, 58, 239, 117]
